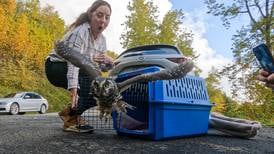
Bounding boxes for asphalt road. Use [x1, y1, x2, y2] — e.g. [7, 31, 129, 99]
[0, 113, 273, 154]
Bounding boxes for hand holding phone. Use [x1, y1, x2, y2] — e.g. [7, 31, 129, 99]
[256, 69, 274, 89]
[253, 44, 274, 90]
[252, 44, 274, 73]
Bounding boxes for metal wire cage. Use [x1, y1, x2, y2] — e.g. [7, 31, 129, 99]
[81, 106, 114, 132]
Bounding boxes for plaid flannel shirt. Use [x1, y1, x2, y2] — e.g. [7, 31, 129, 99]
[48, 22, 107, 89]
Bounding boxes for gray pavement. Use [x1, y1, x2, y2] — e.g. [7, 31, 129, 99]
[0, 113, 273, 154]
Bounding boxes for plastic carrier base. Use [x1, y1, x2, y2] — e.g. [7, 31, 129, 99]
[113, 66, 212, 140]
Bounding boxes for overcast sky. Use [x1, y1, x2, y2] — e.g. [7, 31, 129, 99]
[40, 0, 237, 95]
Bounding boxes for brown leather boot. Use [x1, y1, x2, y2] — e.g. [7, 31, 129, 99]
[63, 115, 94, 133]
[63, 115, 79, 127]
[58, 104, 72, 122]
[58, 104, 87, 125]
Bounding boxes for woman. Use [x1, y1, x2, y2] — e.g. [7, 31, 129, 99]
[45, 0, 113, 133]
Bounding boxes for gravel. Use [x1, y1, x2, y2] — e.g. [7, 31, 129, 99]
[0, 113, 273, 154]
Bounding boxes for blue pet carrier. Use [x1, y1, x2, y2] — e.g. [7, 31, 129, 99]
[113, 66, 212, 140]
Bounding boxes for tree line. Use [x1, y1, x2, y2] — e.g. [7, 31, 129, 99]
[0, 0, 68, 111]
[205, 0, 273, 124]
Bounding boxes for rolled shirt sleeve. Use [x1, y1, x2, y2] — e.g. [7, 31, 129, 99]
[57, 23, 107, 90]
[67, 62, 80, 90]
[63, 28, 85, 90]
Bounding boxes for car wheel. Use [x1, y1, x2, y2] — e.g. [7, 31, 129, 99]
[38, 104, 46, 114]
[9, 103, 19, 115]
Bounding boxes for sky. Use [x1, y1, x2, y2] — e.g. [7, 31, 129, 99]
[39, 0, 248, 95]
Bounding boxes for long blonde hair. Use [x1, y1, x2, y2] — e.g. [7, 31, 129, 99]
[69, 0, 111, 29]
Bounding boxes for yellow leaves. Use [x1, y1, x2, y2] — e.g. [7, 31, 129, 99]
[0, 0, 16, 16]
[0, 0, 69, 112]
[0, 7, 7, 36]
[0, 0, 65, 71]
[210, 91, 226, 113]
[0, 0, 65, 87]
[0, 60, 36, 89]
[10, 14, 30, 60]
[121, 0, 159, 48]
[106, 50, 118, 59]
[0, 6, 11, 59]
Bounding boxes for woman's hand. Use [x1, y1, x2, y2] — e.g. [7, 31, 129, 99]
[256, 69, 274, 89]
[93, 53, 114, 71]
[103, 54, 114, 65]
[93, 53, 114, 65]
[69, 88, 78, 109]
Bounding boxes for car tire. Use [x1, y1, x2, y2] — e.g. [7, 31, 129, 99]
[9, 103, 19, 115]
[38, 104, 46, 114]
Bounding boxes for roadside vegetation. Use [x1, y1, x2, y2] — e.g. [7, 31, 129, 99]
[0, 0, 273, 125]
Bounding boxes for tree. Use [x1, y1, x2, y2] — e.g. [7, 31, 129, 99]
[205, 0, 274, 123]
[159, 10, 181, 45]
[16, 0, 65, 72]
[222, 94, 240, 117]
[0, 0, 68, 112]
[0, 7, 8, 60]
[0, 0, 65, 86]
[121, 1, 197, 75]
[0, 0, 16, 61]
[106, 50, 118, 59]
[11, 14, 30, 60]
[120, 0, 159, 49]
[205, 68, 226, 113]
[205, 0, 273, 98]
[159, 10, 195, 57]
[0, 0, 16, 15]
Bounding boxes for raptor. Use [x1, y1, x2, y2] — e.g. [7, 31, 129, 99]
[55, 41, 194, 120]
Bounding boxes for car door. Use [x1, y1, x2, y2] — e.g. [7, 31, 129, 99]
[22, 93, 37, 111]
[32, 93, 43, 110]
[20, 93, 31, 111]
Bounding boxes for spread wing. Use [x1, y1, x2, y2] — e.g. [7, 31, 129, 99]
[55, 41, 101, 80]
[117, 60, 194, 92]
[55, 40, 194, 94]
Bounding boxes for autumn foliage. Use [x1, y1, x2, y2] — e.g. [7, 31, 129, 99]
[0, 0, 68, 111]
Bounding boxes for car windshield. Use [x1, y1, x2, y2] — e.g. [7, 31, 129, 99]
[4, 93, 23, 98]
[122, 48, 180, 58]
[142, 48, 179, 55]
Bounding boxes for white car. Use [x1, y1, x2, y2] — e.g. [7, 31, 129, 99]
[0, 92, 48, 115]
[110, 44, 191, 76]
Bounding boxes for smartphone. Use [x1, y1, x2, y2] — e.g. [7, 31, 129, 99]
[252, 44, 274, 73]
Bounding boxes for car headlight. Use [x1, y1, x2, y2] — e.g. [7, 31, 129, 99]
[0, 102, 8, 105]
